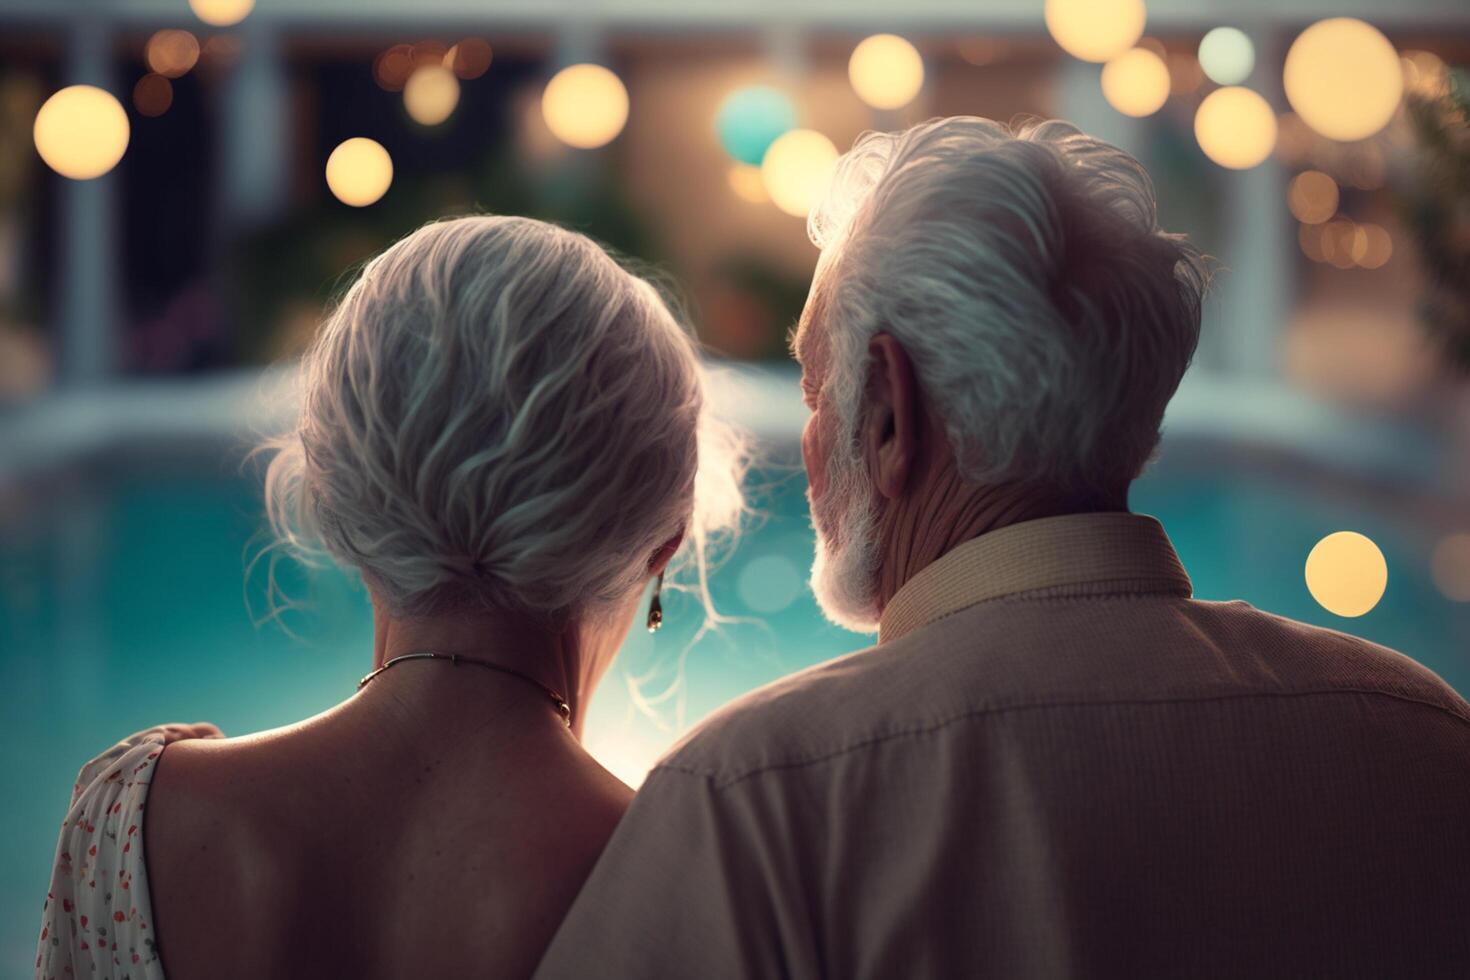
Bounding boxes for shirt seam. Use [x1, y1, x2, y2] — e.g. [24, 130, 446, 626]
[882, 588, 1196, 643]
[654, 687, 1470, 790]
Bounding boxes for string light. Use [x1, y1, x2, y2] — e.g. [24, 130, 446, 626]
[848, 34, 925, 110]
[1045, 0, 1146, 63]
[1101, 47, 1171, 117]
[542, 64, 629, 149]
[1284, 18, 1403, 142]
[33, 85, 130, 180]
[404, 65, 460, 126]
[188, 0, 254, 28]
[1305, 531, 1387, 617]
[325, 138, 393, 207]
[761, 129, 838, 218]
[1197, 27, 1254, 86]
[132, 74, 173, 118]
[145, 30, 200, 79]
[1287, 170, 1339, 224]
[1194, 86, 1277, 170]
[715, 86, 797, 166]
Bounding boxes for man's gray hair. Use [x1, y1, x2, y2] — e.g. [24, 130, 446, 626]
[808, 116, 1209, 498]
[263, 215, 744, 621]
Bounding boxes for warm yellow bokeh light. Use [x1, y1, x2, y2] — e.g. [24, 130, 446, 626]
[1297, 222, 1325, 262]
[325, 137, 393, 207]
[1287, 170, 1338, 224]
[146, 30, 200, 79]
[1305, 531, 1388, 617]
[848, 34, 925, 110]
[1319, 218, 1358, 269]
[1044, 0, 1146, 63]
[1101, 47, 1170, 117]
[542, 64, 629, 149]
[1431, 533, 1470, 602]
[761, 129, 838, 219]
[404, 65, 460, 126]
[188, 0, 254, 27]
[33, 85, 130, 180]
[1401, 50, 1450, 99]
[1357, 223, 1392, 269]
[1194, 86, 1277, 170]
[727, 163, 768, 204]
[1284, 18, 1403, 142]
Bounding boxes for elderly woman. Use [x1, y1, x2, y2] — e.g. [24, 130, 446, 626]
[36, 216, 743, 979]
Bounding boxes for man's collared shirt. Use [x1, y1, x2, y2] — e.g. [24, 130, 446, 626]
[536, 513, 1470, 979]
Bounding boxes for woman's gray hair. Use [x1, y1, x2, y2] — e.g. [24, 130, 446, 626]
[808, 116, 1209, 498]
[263, 215, 744, 622]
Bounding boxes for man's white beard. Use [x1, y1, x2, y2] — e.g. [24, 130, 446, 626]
[808, 441, 882, 634]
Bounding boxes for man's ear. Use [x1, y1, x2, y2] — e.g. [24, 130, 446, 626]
[648, 529, 685, 576]
[861, 333, 921, 500]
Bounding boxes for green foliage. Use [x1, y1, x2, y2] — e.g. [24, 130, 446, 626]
[1401, 69, 1470, 373]
[228, 145, 662, 364]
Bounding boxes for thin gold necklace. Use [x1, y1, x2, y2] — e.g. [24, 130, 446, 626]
[358, 651, 571, 727]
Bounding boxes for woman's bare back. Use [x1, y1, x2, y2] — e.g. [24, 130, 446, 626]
[144, 673, 632, 979]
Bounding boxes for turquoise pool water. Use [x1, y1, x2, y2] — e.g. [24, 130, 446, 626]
[2, 444, 1467, 973]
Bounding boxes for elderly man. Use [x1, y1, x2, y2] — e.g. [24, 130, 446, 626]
[536, 118, 1470, 978]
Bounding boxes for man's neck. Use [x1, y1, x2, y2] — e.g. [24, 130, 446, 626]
[874, 467, 1124, 614]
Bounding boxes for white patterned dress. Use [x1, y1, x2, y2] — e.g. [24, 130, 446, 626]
[36, 728, 170, 979]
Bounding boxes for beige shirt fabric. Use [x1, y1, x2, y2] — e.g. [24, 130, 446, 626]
[536, 513, 1470, 979]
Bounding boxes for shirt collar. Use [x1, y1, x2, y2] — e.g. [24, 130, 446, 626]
[877, 512, 1193, 644]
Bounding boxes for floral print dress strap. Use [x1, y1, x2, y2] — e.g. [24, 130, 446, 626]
[36, 728, 169, 980]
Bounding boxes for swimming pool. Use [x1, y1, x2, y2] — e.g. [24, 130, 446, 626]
[2, 439, 1467, 973]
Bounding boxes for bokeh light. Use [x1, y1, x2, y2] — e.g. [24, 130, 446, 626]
[33, 85, 130, 180]
[542, 64, 629, 149]
[1101, 47, 1170, 117]
[848, 34, 925, 110]
[1194, 86, 1277, 170]
[374, 44, 414, 92]
[199, 34, 242, 74]
[1298, 222, 1326, 262]
[444, 38, 493, 80]
[1198, 27, 1255, 85]
[1044, 0, 1146, 63]
[325, 137, 393, 207]
[728, 163, 768, 204]
[715, 86, 797, 166]
[1401, 50, 1450, 99]
[1167, 52, 1205, 95]
[403, 65, 460, 126]
[410, 40, 450, 70]
[132, 74, 174, 118]
[188, 0, 254, 28]
[1317, 218, 1357, 269]
[145, 30, 200, 79]
[957, 38, 1004, 67]
[1284, 18, 1403, 142]
[761, 128, 838, 218]
[1287, 170, 1339, 224]
[1305, 531, 1388, 617]
[1356, 223, 1392, 269]
[736, 553, 804, 613]
[1431, 534, 1470, 602]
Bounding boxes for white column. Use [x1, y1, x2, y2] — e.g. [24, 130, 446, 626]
[1214, 26, 1290, 379]
[57, 16, 118, 386]
[219, 19, 288, 229]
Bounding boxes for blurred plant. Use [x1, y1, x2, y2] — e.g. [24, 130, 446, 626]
[228, 143, 659, 364]
[705, 255, 809, 360]
[1400, 69, 1470, 373]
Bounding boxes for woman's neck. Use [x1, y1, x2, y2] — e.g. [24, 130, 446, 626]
[368, 599, 604, 739]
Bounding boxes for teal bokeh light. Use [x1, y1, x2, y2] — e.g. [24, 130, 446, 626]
[715, 85, 798, 165]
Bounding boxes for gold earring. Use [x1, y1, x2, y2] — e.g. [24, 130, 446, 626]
[646, 571, 664, 633]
